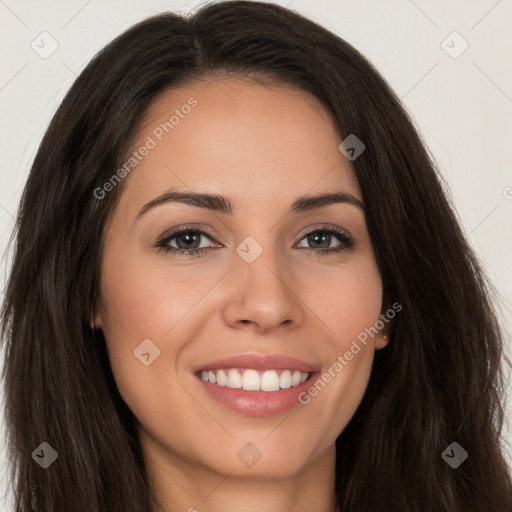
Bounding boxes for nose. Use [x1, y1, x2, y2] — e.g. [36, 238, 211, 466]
[222, 243, 305, 334]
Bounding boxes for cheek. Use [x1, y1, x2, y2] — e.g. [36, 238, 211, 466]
[99, 251, 206, 360]
[299, 261, 382, 439]
[97, 246, 222, 414]
[97, 253, 204, 449]
[314, 260, 383, 345]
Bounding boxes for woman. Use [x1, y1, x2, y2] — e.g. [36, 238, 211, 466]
[1, 1, 511, 511]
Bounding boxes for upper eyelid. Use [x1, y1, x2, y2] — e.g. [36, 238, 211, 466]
[159, 225, 218, 242]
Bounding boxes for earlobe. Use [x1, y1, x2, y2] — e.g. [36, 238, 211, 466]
[375, 333, 390, 349]
[376, 300, 394, 349]
[90, 307, 103, 329]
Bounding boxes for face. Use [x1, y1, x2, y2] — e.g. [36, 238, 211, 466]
[95, 77, 389, 482]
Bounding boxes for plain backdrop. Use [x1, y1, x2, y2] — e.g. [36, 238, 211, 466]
[1, 0, 511, 509]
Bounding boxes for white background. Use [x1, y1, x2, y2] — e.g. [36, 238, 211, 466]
[1, 0, 511, 509]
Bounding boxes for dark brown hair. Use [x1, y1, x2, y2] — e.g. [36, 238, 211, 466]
[1, 1, 511, 511]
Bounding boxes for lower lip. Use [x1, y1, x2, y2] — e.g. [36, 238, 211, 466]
[196, 372, 320, 416]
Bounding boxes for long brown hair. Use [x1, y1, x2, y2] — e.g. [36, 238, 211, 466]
[1, 2, 511, 510]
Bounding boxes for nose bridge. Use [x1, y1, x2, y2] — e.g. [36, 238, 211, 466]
[222, 232, 304, 331]
[239, 236, 286, 294]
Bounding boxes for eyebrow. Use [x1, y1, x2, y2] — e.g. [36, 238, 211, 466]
[136, 189, 365, 220]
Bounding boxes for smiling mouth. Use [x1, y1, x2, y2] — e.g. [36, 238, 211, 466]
[197, 368, 311, 391]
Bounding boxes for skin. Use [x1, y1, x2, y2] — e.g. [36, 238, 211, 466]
[94, 77, 390, 512]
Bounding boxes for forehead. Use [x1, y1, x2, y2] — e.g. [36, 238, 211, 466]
[118, 77, 362, 216]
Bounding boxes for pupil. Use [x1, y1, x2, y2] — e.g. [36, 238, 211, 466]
[178, 232, 199, 249]
[310, 231, 330, 248]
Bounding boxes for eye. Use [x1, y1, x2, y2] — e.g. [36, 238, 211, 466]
[295, 225, 354, 256]
[154, 224, 354, 257]
[155, 227, 218, 257]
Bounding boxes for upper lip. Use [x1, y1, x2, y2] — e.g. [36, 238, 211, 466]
[193, 352, 320, 374]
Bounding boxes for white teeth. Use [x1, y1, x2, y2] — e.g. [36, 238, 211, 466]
[216, 369, 227, 386]
[227, 369, 242, 389]
[261, 370, 280, 392]
[200, 368, 311, 391]
[291, 370, 302, 386]
[280, 370, 292, 389]
[242, 369, 260, 390]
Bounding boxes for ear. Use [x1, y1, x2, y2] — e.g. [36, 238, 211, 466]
[375, 303, 394, 350]
[90, 299, 103, 329]
[375, 329, 390, 350]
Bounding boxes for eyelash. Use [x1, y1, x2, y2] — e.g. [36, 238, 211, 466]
[154, 224, 354, 258]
